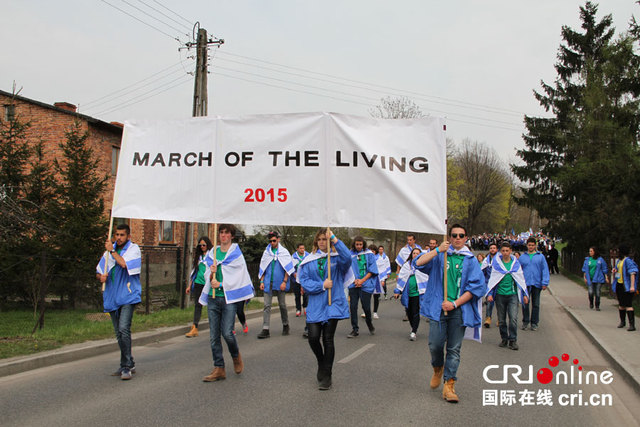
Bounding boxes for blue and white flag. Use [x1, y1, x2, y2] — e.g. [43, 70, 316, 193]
[258, 244, 295, 278]
[395, 244, 423, 267]
[396, 256, 429, 295]
[480, 255, 492, 271]
[447, 245, 481, 343]
[377, 253, 391, 281]
[446, 245, 474, 258]
[199, 243, 255, 305]
[292, 250, 309, 281]
[486, 255, 528, 304]
[96, 240, 142, 276]
[299, 250, 355, 290]
[372, 253, 391, 294]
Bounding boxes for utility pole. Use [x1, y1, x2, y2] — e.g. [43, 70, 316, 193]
[180, 24, 223, 309]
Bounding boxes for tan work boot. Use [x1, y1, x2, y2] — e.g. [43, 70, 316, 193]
[202, 367, 226, 382]
[430, 366, 444, 389]
[483, 317, 491, 328]
[442, 378, 459, 403]
[233, 353, 244, 374]
[185, 324, 198, 338]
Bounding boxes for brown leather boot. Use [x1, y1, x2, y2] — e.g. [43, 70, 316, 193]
[483, 317, 491, 328]
[430, 366, 444, 389]
[233, 353, 244, 374]
[185, 324, 198, 338]
[442, 378, 459, 403]
[202, 367, 226, 382]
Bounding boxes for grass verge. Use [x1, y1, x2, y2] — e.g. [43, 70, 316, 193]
[1, 298, 263, 360]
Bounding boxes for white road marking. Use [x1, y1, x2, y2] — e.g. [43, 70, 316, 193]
[338, 343, 376, 364]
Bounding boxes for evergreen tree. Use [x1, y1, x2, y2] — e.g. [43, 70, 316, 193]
[512, 2, 640, 255]
[22, 140, 59, 328]
[0, 113, 32, 305]
[53, 121, 108, 308]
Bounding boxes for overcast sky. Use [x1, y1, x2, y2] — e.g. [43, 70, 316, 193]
[1, 0, 638, 162]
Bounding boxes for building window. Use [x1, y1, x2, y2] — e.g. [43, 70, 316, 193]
[197, 223, 209, 238]
[4, 105, 15, 122]
[159, 220, 174, 243]
[113, 217, 129, 227]
[111, 147, 120, 175]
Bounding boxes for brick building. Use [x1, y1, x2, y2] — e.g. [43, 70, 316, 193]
[1, 89, 208, 291]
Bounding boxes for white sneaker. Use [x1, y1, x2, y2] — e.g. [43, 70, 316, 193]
[373, 312, 379, 319]
[360, 313, 365, 318]
[409, 332, 416, 341]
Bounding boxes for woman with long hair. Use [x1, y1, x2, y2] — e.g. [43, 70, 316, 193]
[394, 247, 426, 341]
[298, 228, 353, 390]
[581, 246, 609, 311]
[185, 236, 213, 337]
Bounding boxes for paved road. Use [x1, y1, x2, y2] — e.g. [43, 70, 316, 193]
[1, 279, 638, 427]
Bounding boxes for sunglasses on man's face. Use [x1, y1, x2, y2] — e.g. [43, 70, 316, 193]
[450, 233, 466, 239]
[270, 239, 277, 243]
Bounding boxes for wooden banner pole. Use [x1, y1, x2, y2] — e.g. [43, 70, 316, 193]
[327, 228, 332, 306]
[101, 216, 115, 292]
[443, 234, 448, 316]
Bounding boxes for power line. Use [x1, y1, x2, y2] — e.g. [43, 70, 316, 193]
[212, 72, 373, 107]
[217, 50, 525, 117]
[212, 72, 525, 133]
[99, 0, 181, 41]
[96, 74, 192, 116]
[214, 56, 523, 119]
[151, 0, 193, 27]
[135, 0, 193, 32]
[81, 61, 187, 108]
[213, 65, 523, 127]
[83, 67, 188, 112]
[119, 0, 190, 38]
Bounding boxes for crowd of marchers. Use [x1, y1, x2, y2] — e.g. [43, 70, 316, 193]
[95, 224, 636, 405]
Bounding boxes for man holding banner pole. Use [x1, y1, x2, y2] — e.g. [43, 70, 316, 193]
[96, 224, 142, 381]
[414, 224, 485, 403]
[257, 231, 295, 339]
[199, 224, 254, 382]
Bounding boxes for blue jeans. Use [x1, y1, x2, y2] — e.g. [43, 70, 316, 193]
[109, 304, 135, 369]
[485, 298, 494, 318]
[349, 287, 373, 332]
[428, 308, 466, 381]
[588, 282, 603, 308]
[495, 293, 518, 341]
[207, 296, 239, 368]
[522, 286, 542, 327]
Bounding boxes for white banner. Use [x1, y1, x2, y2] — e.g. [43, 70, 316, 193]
[112, 112, 447, 234]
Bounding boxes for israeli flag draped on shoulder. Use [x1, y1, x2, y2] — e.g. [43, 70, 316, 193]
[351, 249, 375, 259]
[396, 252, 429, 295]
[446, 245, 482, 343]
[96, 240, 142, 276]
[377, 253, 391, 281]
[447, 245, 474, 257]
[486, 255, 528, 304]
[300, 249, 355, 290]
[372, 254, 387, 294]
[480, 254, 493, 271]
[292, 251, 309, 267]
[199, 243, 255, 305]
[395, 244, 422, 266]
[258, 244, 295, 278]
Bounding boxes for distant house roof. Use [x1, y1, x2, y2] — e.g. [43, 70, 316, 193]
[0, 89, 123, 134]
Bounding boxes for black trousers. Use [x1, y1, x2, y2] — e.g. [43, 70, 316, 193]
[307, 319, 339, 373]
